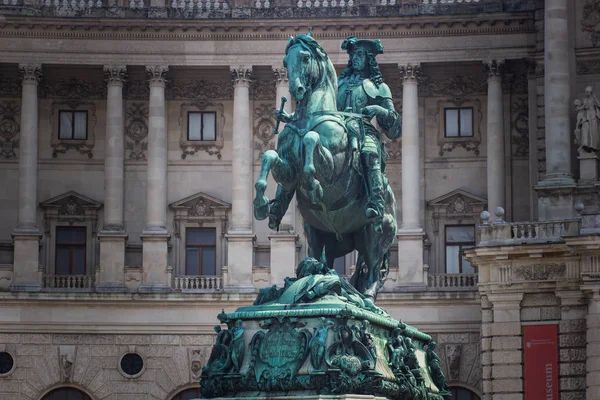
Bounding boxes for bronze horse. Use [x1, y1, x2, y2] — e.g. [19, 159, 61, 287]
[253, 34, 398, 303]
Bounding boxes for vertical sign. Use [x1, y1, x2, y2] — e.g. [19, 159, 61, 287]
[524, 324, 558, 400]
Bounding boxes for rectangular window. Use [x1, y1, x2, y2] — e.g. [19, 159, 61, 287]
[445, 225, 475, 274]
[58, 111, 88, 140]
[187, 111, 217, 141]
[55, 226, 87, 275]
[185, 228, 216, 275]
[444, 108, 473, 138]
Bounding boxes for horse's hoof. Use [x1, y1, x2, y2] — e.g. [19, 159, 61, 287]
[253, 195, 269, 220]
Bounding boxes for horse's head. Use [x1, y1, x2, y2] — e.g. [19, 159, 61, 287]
[283, 33, 336, 103]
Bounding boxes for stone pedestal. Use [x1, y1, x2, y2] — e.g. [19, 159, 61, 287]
[535, 184, 577, 221]
[96, 232, 128, 292]
[268, 233, 298, 287]
[579, 152, 599, 183]
[395, 231, 425, 289]
[225, 233, 255, 292]
[139, 233, 170, 293]
[10, 232, 42, 292]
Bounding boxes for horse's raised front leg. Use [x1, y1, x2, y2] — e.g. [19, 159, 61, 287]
[254, 150, 295, 221]
[302, 131, 334, 204]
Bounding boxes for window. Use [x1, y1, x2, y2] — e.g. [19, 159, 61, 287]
[0, 351, 14, 375]
[42, 388, 92, 400]
[444, 108, 473, 138]
[55, 227, 87, 275]
[445, 225, 475, 274]
[58, 110, 88, 140]
[188, 111, 216, 141]
[449, 387, 480, 400]
[171, 387, 201, 400]
[333, 256, 346, 276]
[186, 228, 216, 275]
[120, 353, 144, 377]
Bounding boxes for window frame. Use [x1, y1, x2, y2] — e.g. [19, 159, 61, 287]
[55, 226, 87, 275]
[187, 111, 217, 142]
[58, 110, 89, 140]
[444, 107, 474, 138]
[444, 224, 476, 274]
[185, 227, 217, 276]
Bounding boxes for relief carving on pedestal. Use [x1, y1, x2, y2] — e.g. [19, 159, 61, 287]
[125, 102, 149, 161]
[253, 103, 276, 159]
[0, 101, 20, 159]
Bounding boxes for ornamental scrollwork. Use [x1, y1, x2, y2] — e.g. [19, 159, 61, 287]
[0, 101, 20, 160]
[168, 80, 233, 100]
[40, 78, 106, 99]
[511, 96, 529, 157]
[125, 102, 149, 161]
[419, 75, 488, 98]
[250, 79, 276, 101]
[253, 103, 276, 159]
[582, 0, 600, 47]
[513, 263, 566, 281]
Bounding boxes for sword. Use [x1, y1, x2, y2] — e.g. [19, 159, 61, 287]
[273, 96, 288, 135]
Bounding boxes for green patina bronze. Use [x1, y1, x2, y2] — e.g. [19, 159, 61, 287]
[200, 33, 449, 400]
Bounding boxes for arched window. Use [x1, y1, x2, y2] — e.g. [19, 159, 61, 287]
[171, 387, 201, 400]
[41, 387, 92, 400]
[449, 386, 481, 400]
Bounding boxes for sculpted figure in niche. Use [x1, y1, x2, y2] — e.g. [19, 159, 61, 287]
[574, 86, 600, 153]
[445, 344, 462, 381]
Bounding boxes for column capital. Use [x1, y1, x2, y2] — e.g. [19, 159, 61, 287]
[19, 64, 42, 85]
[273, 67, 288, 87]
[231, 66, 253, 87]
[484, 59, 505, 79]
[525, 59, 537, 79]
[398, 63, 422, 84]
[104, 65, 127, 86]
[146, 65, 169, 87]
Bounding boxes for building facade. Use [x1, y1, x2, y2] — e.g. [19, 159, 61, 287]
[0, 0, 598, 399]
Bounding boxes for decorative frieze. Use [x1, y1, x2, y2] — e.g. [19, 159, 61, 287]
[125, 102, 149, 161]
[253, 102, 276, 159]
[40, 78, 106, 100]
[146, 65, 169, 87]
[513, 263, 566, 281]
[418, 75, 487, 97]
[577, 59, 600, 75]
[0, 101, 20, 160]
[168, 80, 233, 100]
[0, 77, 21, 98]
[124, 80, 150, 100]
[103, 65, 127, 86]
[250, 79, 276, 100]
[231, 67, 252, 87]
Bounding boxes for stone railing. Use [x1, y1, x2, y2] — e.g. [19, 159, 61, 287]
[295, 0, 353, 7]
[478, 207, 581, 247]
[169, 0, 228, 10]
[427, 273, 478, 290]
[422, 0, 481, 3]
[43, 274, 96, 290]
[172, 275, 224, 291]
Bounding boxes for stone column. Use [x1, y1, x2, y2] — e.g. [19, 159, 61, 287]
[487, 293, 524, 399]
[396, 63, 425, 289]
[542, 0, 574, 185]
[269, 67, 297, 286]
[587, 288, 600, 399]
[97, 66, 128, 292]
[140, 65, 170, 293]
[527, 61, 539, 220]
[484, 60, 506, 215]
[10, 64, 42, 292]
[226, 67, 255, 292]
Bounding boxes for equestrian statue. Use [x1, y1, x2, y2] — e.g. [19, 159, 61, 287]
[253, 33, 400, 304]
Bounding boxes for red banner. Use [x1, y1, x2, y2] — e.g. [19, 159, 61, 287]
[524, 324, 558, 400]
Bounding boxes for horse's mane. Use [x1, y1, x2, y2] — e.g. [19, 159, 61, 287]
[285, 34, 338, 98]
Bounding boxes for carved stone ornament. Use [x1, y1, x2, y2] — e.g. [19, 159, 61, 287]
[19, 64, 42, 85]
[398, 63, 422, 83]
[169, 191, 231, 243]
[125, 102, 149, 161]
[0, 75, 21, 98]
[576, 59, 600, 75]
[189, 347, 211, 381]
[511, 96, 529, 157]
[49, 100, 97, 158]
[427, 189, 487, 236]
[513, 263, 567, 281]
[58, 345, 76, 383]
[0, 101, 20, 160]
[146, 65, 169, 86]
[251, 79, 276, 101]
[189, 198, 215, 217]
[231, 67, 253, 87]
[104, 65, 127, 86]
[40, 78, 105, 99]
[168, 80, 233, 100]
[484, 59, 504, 78]
[124, 80, 150, 100]
[253, 103, 276, 159]
[273, 67, 289, 86]
[178, 99, 225, 159]
[435, 97, 483, 156]
[582, 1, 600, 47]
[418, 75, 488, 97]
[445, 344, 462, 382]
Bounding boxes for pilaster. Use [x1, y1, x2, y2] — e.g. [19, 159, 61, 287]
[396, 63, 425, 289]
[585, 288, 600, 400]
[11, 64, 43, 292]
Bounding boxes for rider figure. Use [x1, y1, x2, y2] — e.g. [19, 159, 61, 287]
[337, 36, 401, 225]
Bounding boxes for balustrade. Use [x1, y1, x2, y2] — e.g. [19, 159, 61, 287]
[170, 0, 228, 9]
[172, 275, 224, 291]
[43, 274, 95, 290]
[427, 273, 478, 290]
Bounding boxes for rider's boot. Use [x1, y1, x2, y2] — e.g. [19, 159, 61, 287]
[363, 153, 385, 232]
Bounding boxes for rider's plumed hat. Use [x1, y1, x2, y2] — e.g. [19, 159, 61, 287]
[341, 36, 384, 56]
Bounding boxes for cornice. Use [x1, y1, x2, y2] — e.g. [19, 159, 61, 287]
[0, 12, 535, 41]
